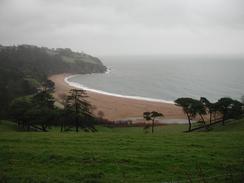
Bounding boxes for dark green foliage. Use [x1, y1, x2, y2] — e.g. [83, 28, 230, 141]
[216, 97, 243, 124]
[176, 97, 243, 131]
[59, 107, 77, 131]
[175, 98, 206, 131]
[0, 68, 37, 118]
[0, 45, 106, 78]
[229, 100, 243, 118]
[143, 111, 164, 133]
[9, 90, 56, 131]
[32, 90, 55, 109]
[216, 98, 233, 123]
[42, 79, 55, 92]
[200, 97, 218, 124]
[9, 96, 33, 130]
[9, 88, 96, 132]
[64, 89, 96, 132]
[30, 91, 56, 131]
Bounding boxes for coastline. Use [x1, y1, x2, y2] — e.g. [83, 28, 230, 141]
[49, 74, 186, 121]
[64, 74, 174, 104]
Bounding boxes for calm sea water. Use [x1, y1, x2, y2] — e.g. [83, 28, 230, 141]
[67, 55, 244, 103]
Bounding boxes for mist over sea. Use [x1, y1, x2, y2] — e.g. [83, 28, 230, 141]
[67, 55, 244, 103]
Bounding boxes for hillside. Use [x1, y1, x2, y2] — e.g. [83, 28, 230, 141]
[0, 44, 107, 117]
[0, 45, 106, 77]
[0, 119, 244, 182]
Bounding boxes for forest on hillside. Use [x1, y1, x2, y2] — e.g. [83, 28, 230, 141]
[0, 45, 107, 118]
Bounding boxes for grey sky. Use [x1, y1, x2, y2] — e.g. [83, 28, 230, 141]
[0, 0, 244, 56]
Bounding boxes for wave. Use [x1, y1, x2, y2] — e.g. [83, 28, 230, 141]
[64, 75, 175, 104]
[105, 67, 111, 74]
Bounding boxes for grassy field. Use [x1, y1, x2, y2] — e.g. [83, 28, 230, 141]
[0, 119, 244, 183]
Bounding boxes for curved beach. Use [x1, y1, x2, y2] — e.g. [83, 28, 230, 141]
[65, 74, 175, 104]
[49, 74, 186, 121]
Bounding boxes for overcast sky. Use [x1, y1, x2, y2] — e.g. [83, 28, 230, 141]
[0, 0, 244, 56]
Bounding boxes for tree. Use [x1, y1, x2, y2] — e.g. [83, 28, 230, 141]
[58, 92, 67, 106]
[143, 111, 164, 133]
[229, 100, 243, 119]
[66, 89, 93, 132]
[200, 97, 217, 124]
[31, 90, 56, 131]
[9, 89, 56, 131]
[175, 98, 195, 131]
[32, 90, 55, 109]
[241, 95, 244, 114]
[59, 107, 76, 132]
[9, 95, 54, 131]
[9, 96, 32, 130]
[175, 98, 206, 131]
[42, 79, 55, 92]
[215, 97, 243, 125]
[195, 100, 207, 124]
[24, 106, 53, 131]
[216, 97, 234, 125]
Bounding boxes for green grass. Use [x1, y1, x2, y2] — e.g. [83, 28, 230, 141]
[0, 120, 244, 183]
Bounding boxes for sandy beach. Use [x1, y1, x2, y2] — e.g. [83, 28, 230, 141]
[49, 74, 186, 121]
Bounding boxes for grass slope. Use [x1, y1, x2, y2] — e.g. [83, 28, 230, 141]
[0, 120, 244, 183]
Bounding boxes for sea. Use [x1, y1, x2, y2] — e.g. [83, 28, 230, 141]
[66, 55, 244, 103]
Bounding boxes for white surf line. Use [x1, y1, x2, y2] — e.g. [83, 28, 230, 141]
[105, 68, 111, 74]
[64, 75, 175, 104]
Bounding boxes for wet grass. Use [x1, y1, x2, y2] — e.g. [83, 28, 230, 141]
[0, 119, 244, 182]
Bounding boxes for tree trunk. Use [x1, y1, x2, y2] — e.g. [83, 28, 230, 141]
[42, 124, 47, 132]
[27, 122, 30, 131]
[209, 112, 212, 124]
[199, 114, 205, 124]
[222, 114, 225, 125]
[152, 119, 154, 133]
[213, 112, 216, 122]
[75, 95, 79, 132]
[186, 113, 191, 131]
[200, 114, 208, 130]
[61, 121, 64, 132]
[76, 118, 79, 132]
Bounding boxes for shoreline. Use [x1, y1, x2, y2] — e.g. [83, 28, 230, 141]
[64, 74, 174, 104]
[49, 73, 186, 121]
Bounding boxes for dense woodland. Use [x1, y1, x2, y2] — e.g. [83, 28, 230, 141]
[9, 85, 97, 132]
[0, 45, 106, 118]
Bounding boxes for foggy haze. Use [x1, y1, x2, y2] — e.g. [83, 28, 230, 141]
[0, 0, 244, 56]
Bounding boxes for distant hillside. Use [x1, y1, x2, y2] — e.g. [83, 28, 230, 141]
[0, 44, 107, 117]
[0, 44, 106, 77]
